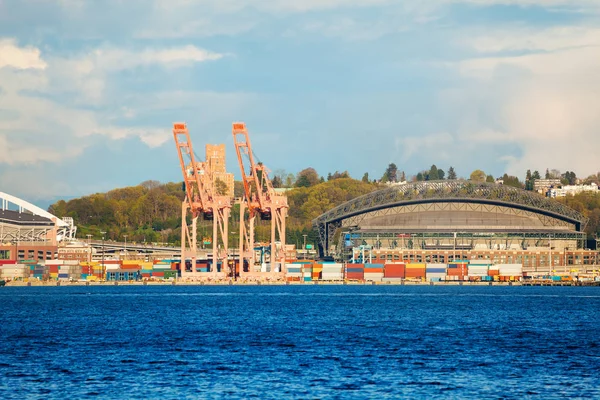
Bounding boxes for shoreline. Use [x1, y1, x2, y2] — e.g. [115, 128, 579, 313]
[4, 280, 598, 287]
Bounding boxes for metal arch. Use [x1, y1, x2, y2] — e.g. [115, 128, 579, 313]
[0, 191, 77, 242]
[313, 180, 588, 256]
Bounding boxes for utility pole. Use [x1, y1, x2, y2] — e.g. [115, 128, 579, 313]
[303, 234, 308, 260]
[101, 231, 106, 281]
[123, 234, 128, 260]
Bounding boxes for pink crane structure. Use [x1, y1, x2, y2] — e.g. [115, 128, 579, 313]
[232, 122, 288, 277]
[173, 123, 231, 278]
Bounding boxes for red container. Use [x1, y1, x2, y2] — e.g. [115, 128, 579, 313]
[346, 272, 364, 280]
[346, 263, 365, 269]
[152, 272, 164, 277]
[488, 269, 499, 277]
[142, 273, 151, 278]
[121, 264, 140, 270]
[0, 260, 17, 265]
[49, 265, 59, 274]
[384, 263, 406, 278]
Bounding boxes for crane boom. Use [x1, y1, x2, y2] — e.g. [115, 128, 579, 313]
[233, 122, 288, 276]
[173, 122, 231, 278]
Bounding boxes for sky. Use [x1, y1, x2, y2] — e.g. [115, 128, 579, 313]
[1, 0, 599, 207]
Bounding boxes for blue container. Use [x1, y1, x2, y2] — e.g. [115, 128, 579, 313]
[365, 263, 384, 268]
[346, 268, 364, 273]
[426, 268, 446, 274]
[303, 277, 312, 282]
[552, 276, 562, 281]
[58, 273, 69, 278]
[429, 277, 441, 282]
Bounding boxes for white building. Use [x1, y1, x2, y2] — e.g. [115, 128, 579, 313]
[548, 184, 599, 198]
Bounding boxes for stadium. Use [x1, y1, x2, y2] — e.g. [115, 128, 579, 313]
[314, 180, 597, 274]
[0, 192, 77, 262]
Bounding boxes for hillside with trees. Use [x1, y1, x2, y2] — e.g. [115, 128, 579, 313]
[48, 164, 600, 246]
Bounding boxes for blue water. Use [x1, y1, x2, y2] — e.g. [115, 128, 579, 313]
[1, 285, 599, 399]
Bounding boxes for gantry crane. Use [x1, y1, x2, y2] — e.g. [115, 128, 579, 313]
[232, 122, 288, 275]
[173, 123, 231, 278]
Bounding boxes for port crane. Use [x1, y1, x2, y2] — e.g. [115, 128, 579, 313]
[232, 122, 288, 276]
[173, 123, 231, 277]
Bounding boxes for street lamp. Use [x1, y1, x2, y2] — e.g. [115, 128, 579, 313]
[101, 231, 106, 281]
[303, 234, 308, 260]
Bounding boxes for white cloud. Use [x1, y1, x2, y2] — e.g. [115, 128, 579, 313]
[0, 39, 47, 70]
[453, 27, 600, 177]
[468, 26, 600, 53]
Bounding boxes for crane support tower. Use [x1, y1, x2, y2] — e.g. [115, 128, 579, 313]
[173, 123, 232, 278]
[232, 122, 288, 277]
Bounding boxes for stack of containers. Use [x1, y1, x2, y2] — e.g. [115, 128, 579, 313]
[29, 263, 49, 280]
[46, 259, 63, 280]
[285, 261, 307, 281]
[383, 263, 405, 282]
[312, 263, 323, 281]
[141, 262, 153, 278]
[488, 265, 500, 280]
[426, 263, 447, 282]
[345, 263, 364, 280]
[405, 263, 426, 280]
[152, 260, 172, 278]
[446, 262, 468, 281]
[303, 263, 313, 282]
[497, 264, 523, 281]
[0, 264, 28, 280]
[468, 261, 490, 281]
[364, 263, 384, 282]
[57, 260, 82, 280]
[321, 262, 344, 281]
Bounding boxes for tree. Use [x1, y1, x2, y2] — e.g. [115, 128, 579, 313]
[362, 172, 369, 183]
[295, 168, 320, 188]
[428, 165, 439, 181]
[469, 169, 486, 182]
[562, 171, 577, 185]
[525, 169, 533, 190]
[447, 166, 457, 180]
[215, 178, 229, 196]
[502, 174, 523, 189]
[272, 175, 283, 188]
[399, 171, 406, 182]
[486, 175, 495, 183]
[532, 170, 541, 180]
[385, 163, 398, 183]
[545, 168, 551, 179]
[437, 169, 445, 180]
[416, 172, 424, 181]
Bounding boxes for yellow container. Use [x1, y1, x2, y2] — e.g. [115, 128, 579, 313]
[86, 275, 98, 281]
[50, 273, 58, 278]
[406, 263, 426, 269]
[123, 260, 144, 265]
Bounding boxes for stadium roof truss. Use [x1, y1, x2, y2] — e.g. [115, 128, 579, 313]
[313, 180, 588, 257]
[0, 192, 76, 243]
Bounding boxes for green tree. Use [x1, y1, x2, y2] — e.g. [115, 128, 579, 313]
[437, 169, 445, 180]
[486, 175, 495, 183]
[428, 165, 439, 181]
[384, 163, 398, 183]
[272, 175, 282, 188]
[532, 170, 541, 180]
[545, 168, 551, 179]
[295, 168, 320, 188]
[416, 172, 424, 181]
[215, 179, 228, 196]
[447, 166, 457, 180]
[362, 172, 369, 183]
[469, 169, 486, 182]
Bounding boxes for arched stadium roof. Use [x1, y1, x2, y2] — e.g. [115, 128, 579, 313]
[313, 180, 588, 255]
[0, 191, 76, 242]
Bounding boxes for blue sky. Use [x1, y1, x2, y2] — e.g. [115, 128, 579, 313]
[1, 0, 599, 207]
